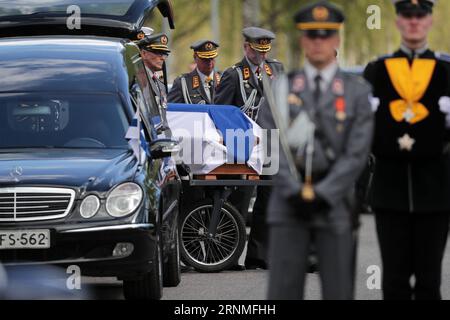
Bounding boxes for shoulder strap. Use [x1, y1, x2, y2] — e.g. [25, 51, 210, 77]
[235, 66, 258, 112]
[235, 67, 248, 102]
[180, 76, 193, 104]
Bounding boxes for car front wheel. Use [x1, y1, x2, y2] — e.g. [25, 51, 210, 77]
[123, 232, 163, 300]
[163, 220, 181, 287]
[180, 200, 246, 273]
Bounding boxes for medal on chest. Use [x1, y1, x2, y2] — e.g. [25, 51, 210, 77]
[335, 97, 346, 121]
[332, 79, 346, 132]
[398, 133, 415, 152]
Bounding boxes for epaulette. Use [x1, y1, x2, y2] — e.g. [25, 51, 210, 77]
[436, 52, 450, 63]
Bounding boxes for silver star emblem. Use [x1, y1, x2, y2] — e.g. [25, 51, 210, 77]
[398, 134, 415, 152]
[403, 109, 415, 123]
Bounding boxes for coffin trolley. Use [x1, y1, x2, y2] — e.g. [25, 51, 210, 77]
[168, 104, 272, 272]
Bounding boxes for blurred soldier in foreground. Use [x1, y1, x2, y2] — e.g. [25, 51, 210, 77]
[168, 40, 221, 104]
[364, 0, 450, 300]
[137, 28, 170, 108]
[267, 1, 374, 299]
[215, 27, 284, 270]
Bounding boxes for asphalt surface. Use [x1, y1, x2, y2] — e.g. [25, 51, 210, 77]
[74, 214, 450, 300]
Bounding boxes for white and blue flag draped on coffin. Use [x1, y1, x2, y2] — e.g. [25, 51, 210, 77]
[167, 104, 265, 175]
[125, 110, 149, 165]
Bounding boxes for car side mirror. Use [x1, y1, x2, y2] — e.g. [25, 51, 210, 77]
[150, 138, 180, 159]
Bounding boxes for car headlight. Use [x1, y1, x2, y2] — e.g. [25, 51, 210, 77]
[106, 183, 143, 217]
[80, 195, 100, 219]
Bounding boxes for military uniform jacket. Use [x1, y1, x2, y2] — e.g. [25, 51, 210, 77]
[145, 70, 171, 133]
[168, 69, 220, 105]
[364, 49, 450, 213]
[267, 69, 374, 227]
[214, 57, 284, 123]
[150, 76, 168, 107]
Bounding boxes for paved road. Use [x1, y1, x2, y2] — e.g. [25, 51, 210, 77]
[81, 214, 450, 300]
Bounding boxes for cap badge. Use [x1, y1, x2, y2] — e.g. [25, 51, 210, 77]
[313, 6, 329, 21]
[161, 36, 168, 45]
[205, 42, 214, 50]
[260, 39, 270, 45]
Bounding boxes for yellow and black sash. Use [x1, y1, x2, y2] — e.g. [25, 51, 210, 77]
[385, 58, 436, 124]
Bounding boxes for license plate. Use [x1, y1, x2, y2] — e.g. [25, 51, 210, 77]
[0, 230, 50, 249]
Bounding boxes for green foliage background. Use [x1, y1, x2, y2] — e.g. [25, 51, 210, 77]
[148, 0, 450, 81]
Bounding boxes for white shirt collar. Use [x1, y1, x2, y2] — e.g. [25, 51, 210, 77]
[197, 68, 215, 83]
[304, 60, 338, 91]
[146, 66, 155, 79]
[245, 56, 263, 75]
[400, 43, 429, 59]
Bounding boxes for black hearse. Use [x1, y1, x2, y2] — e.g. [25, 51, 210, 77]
[0, 0, 180, 300]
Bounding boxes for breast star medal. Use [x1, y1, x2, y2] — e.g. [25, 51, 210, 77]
[398, 133, 415, 151]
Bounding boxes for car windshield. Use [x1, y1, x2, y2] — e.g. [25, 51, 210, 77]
[0, 0, 135, 17]
[0, 93, 130, 150]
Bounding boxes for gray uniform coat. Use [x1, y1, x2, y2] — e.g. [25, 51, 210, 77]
[267, 68, 374, 300]
[268, 69, 374, 226]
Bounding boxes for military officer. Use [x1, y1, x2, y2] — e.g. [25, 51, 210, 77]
[215, 27, 284, 122]
[215, 28, 284, 270]
[364, 0, 450, 300]
[266, 1, 374, 300]
[136, 28, 171, 129]
[168, 40, 221, 104]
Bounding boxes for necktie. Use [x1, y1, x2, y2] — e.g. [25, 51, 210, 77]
[255, 66, 264, 91]
[314, 74, 322, 103]
[205, 77, 213, 102]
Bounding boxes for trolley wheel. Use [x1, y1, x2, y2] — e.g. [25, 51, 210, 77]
[179, 199, 246, 273]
